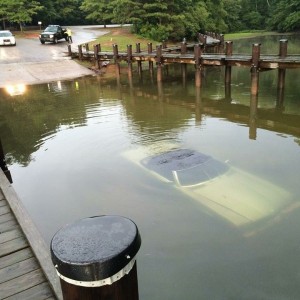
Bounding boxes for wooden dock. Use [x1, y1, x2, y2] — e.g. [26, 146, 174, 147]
[69, 37, 300, 95]
[0, 170, 62, 300]
[72, 39, 300, 71]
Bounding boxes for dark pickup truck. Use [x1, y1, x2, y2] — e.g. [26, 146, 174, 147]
[39, 25, 68, 44]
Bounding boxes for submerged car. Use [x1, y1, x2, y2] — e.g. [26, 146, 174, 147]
[0, 30, 16, 46]
[123, 144, 298, 234]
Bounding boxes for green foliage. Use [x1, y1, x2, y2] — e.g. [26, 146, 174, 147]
[0, 0, 43, 30]
[268, 0, 300, 32]
[139, 23, 171, 41]
[2, 0, 299, 38]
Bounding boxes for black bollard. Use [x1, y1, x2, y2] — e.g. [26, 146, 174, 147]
[51, 215, 141, 300]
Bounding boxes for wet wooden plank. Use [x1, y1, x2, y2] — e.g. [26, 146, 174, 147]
[0, 171, 62, 299]
[0, 227, 23, 244]
[0, 219, 18, 233]
[0, 236, 29, 257]
[0, 248, 33, 269]
[4, 282, 55, 300]
[0, 257, 40, 284]
[0, 269, 47, 299]
[0, 212, 14, 224]
[0, 205, 10, 215]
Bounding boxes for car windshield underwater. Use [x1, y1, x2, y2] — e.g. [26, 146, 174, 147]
[124, 145, 299, 235]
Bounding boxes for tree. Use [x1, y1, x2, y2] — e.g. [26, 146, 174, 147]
[80, 0, 113, 27]
[268, 0, 300, 32]
[0, 0, 43, 31]
[223, 0, 242, 32]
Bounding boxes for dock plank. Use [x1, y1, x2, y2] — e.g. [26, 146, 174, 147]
[0, 212, 15, 224]
[0, 205, 10, 215]
[0, 171, 61, 299]
[0, 227, 23, 244]
[0, 236, 29, 257]
[0, 257, 40, 284]
[0, 248, 33, 269]
[4, 282, 55, 300]
[0, 219, 19, 233]
[0, 269, 47, 299]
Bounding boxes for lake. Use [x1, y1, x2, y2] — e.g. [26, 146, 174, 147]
[1, 34, 300, 299]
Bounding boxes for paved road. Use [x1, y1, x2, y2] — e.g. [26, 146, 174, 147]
[0, 26, 109, 88]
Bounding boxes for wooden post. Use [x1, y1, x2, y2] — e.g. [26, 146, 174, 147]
[0, 138, 12, 183]
[181, 41, 187, 86]
[195, 86, 202, 124]
[127, 44, 133, 79]
[68, 44, 72, 57]
[194, 44, 202, 88]
[225, 41, 233, 99]
[113, 44, 120, 77]
[78, 45, 83, 60]
[278, 39, 287, 97]
[51, 216, 141, 300]
[249, 94, 258, 140]
[251, 43, 261, 96]
[156, 45, 163, 82]
[219, 34, 225, 53]
[0, 138, 6, 172]
[279, 39, 288, 58]
[251, 43, 261, 69]
[162, 40, 167, 49]
[93, 44, 101, 69]
[181, 41, 187, 54]
[148, 43, 154, 75]
[136, 43, 142, 75]
[85, 43, 89, 52]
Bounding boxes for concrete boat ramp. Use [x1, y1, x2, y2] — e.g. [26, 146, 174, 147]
[0, 59, 94, 89]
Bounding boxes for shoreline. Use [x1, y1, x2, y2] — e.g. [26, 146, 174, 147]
[0, 59, 95, 89]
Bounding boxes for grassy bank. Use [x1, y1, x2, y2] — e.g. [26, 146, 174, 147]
[91, 28, 285, 50]
[224, 31, 282, 40]
[89, 27, 159, 51]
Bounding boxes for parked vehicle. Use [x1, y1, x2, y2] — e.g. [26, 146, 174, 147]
[39, 25, 68, 44]
[0, 30, 16, 46]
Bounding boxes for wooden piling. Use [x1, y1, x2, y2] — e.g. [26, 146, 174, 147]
[181, 42, 187, 54]
[127, 44, 133, 79]
[113, 44, 120, 77]
[68, 44, 72, 57]
[249, 94, 258, 140]
[278, 39, 287, 95]
[0, 138, 12, 183]
[194, 44, 202, 88]
[93, 44, 101, 69]
[225, 41, 233, 99]
[251, 43, 261, 96]
[0, 138, 6, 172]
[279, 39, 288, 58]
[85, 43, 89, 52]
[136, 43, 142, 75]
[78, 45, 83, 60]
[148, 43, 154, 75]
[51, 216, 141, 300]
[156, 45, 163, 82]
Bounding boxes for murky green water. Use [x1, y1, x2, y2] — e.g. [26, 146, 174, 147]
[1, 35, 300, 299]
